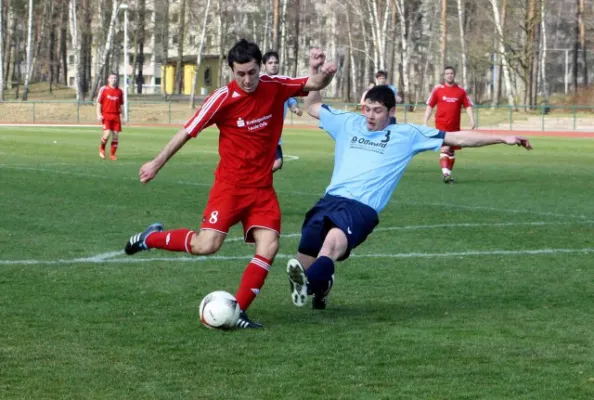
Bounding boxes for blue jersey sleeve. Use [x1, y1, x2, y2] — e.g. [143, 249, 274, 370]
[319, 104, 355, 140]
[388, 85, 398, 96]
[409, 124, 445, 153]
[287, 97, 298, 107]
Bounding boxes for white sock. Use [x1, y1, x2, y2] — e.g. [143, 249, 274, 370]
[442, 168, 451, 175]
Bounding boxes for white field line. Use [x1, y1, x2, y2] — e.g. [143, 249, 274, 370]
[2, 164, 593, 220]
[2, 248, 593, 266]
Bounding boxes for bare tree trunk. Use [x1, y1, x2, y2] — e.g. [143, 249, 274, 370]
[60, 0, 68, 85]
[418, 0, 438, 103]
[263, 7, 270, 53]
[69, 0, 82, 100]
[160, 0, 169, 97]
[492, 0, 506, 105]
[175, 0, 186, 94]
[31, 0, 52, 85]
[190, 0, 211, 108]
[578, 0, 586, 86]
[49, 0, 57, 92]
[291, 0, 299, 77]
[489, 0, 516, 107]
[456, 0, 468, 88]
[136, 0, 146, 94]
[22, 0, 34, 101]
[395, 0, 412, 102]
[573, 0, 579, 93]
[0, 0, 4, 100]
[439, 0, 447, 77]
[89, 0, 120, 100]
[217, 0, 224, 87]
[540, 0, 549, 101]
[272, 0, 279, 50]
[279, 0, 288, 73]
[5, 1, 15, 90]
[345, 2, 358, 101]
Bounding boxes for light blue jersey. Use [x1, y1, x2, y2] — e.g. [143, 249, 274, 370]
[279, 98, 298, 145]
[387, 85, 398, 97]
[319, 105, 444, 213]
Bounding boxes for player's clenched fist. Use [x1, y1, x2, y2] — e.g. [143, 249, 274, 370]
[139, 160, 160, 184]
[309, 48, 326, 69]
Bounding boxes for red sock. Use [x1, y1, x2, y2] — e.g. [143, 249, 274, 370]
[235, 255, 271, 311]
[439, 154, 449, 170]
[110, 139, 118, 156]
[100, 137, 107, 150]
[450, 153, 456, 171]
[145, 229, 195, 253]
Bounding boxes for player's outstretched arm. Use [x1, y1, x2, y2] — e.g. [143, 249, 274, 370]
[304, 90, 323, 120]
[303, 48, 337, 92]
[466, 106, 476, 129]
[443, 131, 533, 150]
[139, 128, 192, 184]
[423, 105, 433, 125]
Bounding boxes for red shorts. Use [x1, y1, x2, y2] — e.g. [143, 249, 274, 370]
[200, 180, 281, 243]
[441, 145, 462, 151]
[103, 116, 121, 132]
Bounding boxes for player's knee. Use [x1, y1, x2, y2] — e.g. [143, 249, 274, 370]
[319, 228, 348, 260]
[272, 158, 282, 172]
[189, 233, 223, 255]
[255, 235, 279, 260]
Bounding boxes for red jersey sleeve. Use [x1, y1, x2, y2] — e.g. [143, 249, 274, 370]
[461, 89, 473, 108]
[184, 87, 229, 137]
[97, 86, 105, 104]
[262, 75, 309, 99]
[426, 85, 440, 107]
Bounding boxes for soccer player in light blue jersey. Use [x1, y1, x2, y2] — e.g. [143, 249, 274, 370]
[286, 85, 533, 310]
[262, 51, 304, 171]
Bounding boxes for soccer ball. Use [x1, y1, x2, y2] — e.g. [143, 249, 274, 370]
[199, 291, 241, 330]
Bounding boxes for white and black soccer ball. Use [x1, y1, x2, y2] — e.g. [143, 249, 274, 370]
[199, 291, 241, 330]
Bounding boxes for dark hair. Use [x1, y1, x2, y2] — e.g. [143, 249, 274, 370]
[227, 39, 263, 69]
[444, 66, 456, 74]
[375, 70, 388, 79]
[364, 85, 396, 110]
[108, 72, 118, 77]
[262, 51, 279, 64]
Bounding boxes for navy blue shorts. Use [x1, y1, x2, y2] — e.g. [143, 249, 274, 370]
[298, 194, 379, 261]
[275, 145, 283, 162]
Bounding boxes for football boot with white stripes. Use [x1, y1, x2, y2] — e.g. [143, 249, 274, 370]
[124, 223, 164, 255]
[236, 311, 263, 329]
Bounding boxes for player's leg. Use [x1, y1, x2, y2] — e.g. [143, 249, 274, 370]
[287, 199, 327, 306]
[440, 145, 456, 183]
[234, 188, 282, 328]
[99, 127, 112, 159]
[109, 123, 121, 160]
[272, 144, 283, 172]
[124, 180, 238, 255]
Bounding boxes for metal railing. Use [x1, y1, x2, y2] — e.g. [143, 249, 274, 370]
[1, 100, 593, 132]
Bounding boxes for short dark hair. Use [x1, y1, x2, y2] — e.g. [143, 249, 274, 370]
[444, 66, 456, 74]
[227, 39, 262, 69]
[375, 70, 388, 79]
[364, 85, 396, 110]
[262, 51, 279, 64]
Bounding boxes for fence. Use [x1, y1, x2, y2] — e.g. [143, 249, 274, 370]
[1, 100, 593, 131]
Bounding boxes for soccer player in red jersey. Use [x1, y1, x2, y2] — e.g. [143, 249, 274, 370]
[424, 66, 476, 183]
[96, 73, 124, 161]
[123, 39, 337, 328]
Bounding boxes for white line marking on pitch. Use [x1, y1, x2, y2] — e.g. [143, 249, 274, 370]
[2, 164, 592, 220]
[1, 248, 593, 266]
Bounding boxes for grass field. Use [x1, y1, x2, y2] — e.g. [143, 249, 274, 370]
[1, 125, 594, 399]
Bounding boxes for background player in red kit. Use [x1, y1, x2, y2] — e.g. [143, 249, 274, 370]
[123, 39, 337, 328]
[96, 73, 124, 161]
[424, 66, 476, 183]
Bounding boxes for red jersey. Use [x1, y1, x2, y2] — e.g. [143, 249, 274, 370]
[426, 84, 472, 132]
[97, 85, 124, 116]
[184, 75, 308, 188]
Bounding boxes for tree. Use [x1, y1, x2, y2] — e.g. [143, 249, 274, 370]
[0, 0, 4, 100]
[22, 0, 34, 100]
[69, 0, 82, 100]
[175, 0, 186, 94]
[189, 0, 212, 108]
[136, 0, 146, 94]
[89, 0, 121, 100]
[540, 0, 549, 102]
[490, 0, 516, 107]
[439, 0, 447, 78]
[456, 0, 468, 89]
